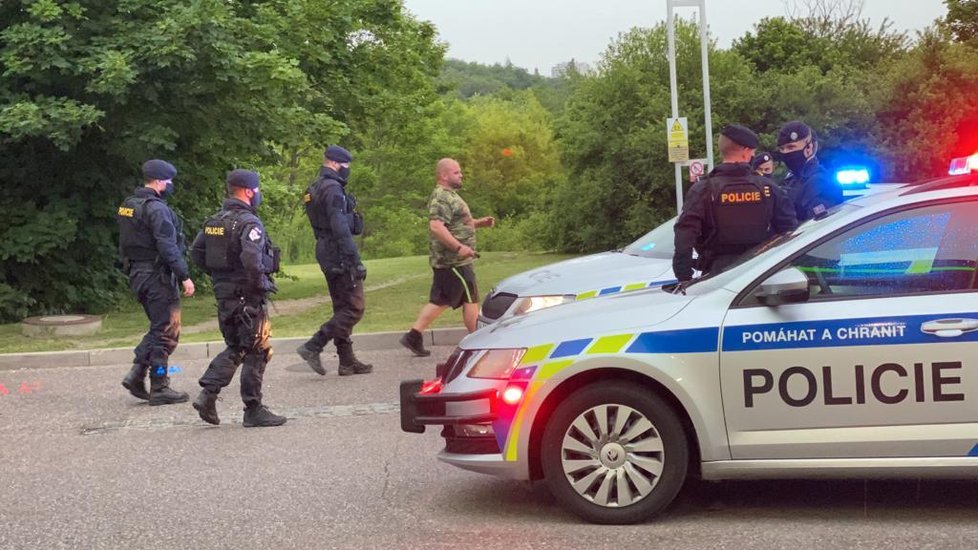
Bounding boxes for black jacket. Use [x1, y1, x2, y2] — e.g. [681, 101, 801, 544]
[304, 167, 361, 270]
[673, 163, 798, 281]
[782, 158, 843, 222]
[117, 187, 190, 281]
[191, 198, 276, 299]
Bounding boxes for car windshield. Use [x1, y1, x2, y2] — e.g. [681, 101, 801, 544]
[682, 201, 862, 290]
[621, 217, 677, 259]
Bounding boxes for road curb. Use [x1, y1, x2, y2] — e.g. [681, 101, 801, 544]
[0, 327, 469, 371]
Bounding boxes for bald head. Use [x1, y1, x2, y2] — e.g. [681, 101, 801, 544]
[436, 158, 463, 189]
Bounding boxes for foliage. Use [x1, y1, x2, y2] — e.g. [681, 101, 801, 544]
[944, 0, 978, 42]
[0, 0, 442, 321]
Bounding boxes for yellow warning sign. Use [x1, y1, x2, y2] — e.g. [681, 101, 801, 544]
[666, 117, 689, 163]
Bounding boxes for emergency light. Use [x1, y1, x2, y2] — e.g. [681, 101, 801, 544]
[948, 154, 978, 175]
[835, 167, 871, 187]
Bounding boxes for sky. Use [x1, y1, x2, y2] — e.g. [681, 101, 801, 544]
[401, 0, 949, 74]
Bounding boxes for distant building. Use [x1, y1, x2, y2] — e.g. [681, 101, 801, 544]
[551, 59, 594, 78]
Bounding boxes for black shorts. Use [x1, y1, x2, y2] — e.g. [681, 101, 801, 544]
[430, 265, 479, 309]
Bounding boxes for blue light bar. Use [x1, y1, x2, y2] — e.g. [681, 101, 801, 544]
[835, 168, 870, 186]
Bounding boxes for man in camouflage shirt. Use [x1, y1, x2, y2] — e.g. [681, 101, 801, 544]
[400, 158, 495, 356]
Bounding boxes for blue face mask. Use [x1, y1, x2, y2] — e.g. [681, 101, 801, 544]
[251, 190, 262, 209]
[162, 181, 175, 198]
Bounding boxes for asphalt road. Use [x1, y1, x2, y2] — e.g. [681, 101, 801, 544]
[1, 345, 976, 549]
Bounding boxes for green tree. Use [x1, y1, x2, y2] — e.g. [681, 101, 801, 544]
[945, 0, 978, 42]
[875, 28, 978, 179]
[0, 0, 443, 321]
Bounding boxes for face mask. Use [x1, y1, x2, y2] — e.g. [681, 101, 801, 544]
[162, 181, 175, 198]
[780, 149, 809, 175]
[337, 166, 350, 182]
[251, 190, 262, 209]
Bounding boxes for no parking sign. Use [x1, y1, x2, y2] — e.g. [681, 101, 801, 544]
[688, 158, 707, 182]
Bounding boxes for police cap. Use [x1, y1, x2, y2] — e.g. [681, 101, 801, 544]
[142, 159, 177, 181]
[777, 121, 813, 146]
[324, 145, 352, 163]
[227, 169, 260, 189]
[721, 124, 759, 149]
[751, 151, 773, 170]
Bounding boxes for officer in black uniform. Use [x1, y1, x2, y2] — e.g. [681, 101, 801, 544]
[673, 125, 798, 283]
[190, 169, 286, 428]
[117, 159, 194, 405]
[752, 151, 775, 179]
[295, 145, 372, 377]
[775, 120, 843, 221]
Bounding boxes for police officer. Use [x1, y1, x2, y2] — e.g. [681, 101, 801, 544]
[295, 145, 372, 377]
[117, 159, 194, 405]
[673, 125, 798, 283]
[775, 121, 843, 221]
[190, 169, 285, 427]
[752, 151, 775, 179]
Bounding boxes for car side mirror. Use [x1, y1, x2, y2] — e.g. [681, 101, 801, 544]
[755, 267, 810, 306]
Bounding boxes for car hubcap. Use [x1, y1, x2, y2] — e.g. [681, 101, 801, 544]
[559, 404, 664, 507]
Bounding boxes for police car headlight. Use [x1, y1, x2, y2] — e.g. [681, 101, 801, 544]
[467, 348, 526, 379]
[513, 295, 574, 315]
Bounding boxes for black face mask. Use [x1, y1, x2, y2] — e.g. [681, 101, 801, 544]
[251, 190, 263, 209]
[779, 149, 809, 175]
[162, 181, 175, 199]
[337, 166, 350, 182]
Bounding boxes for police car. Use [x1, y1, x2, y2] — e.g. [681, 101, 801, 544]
[479, 219, 682, 327]
[401, 162, 978, 524]
[480, 165, 888, 328]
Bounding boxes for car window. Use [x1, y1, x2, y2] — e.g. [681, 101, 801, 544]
[790, 201, 978, 300]
[621, 217, 676, 259]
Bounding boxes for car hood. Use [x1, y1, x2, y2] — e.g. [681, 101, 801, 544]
[492, 252, 674, 297]
[463, 286, 696, 350]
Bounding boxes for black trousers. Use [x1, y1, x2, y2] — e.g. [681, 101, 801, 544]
[129, 266, 181, 370]
[199, 296, 271, 408]
[308, 270, 364, 351]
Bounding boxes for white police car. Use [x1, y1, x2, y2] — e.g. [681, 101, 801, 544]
[479, 167, 891, 328]
[478, 219, 681, 327]
[401, 167, 978, 524]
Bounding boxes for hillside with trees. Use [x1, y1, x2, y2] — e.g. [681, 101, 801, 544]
[0, 0, 975, 321]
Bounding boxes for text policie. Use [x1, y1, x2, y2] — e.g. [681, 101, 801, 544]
[743, 362, 965, 408]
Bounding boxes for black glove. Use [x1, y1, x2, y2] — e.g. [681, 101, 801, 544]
[354, 263, 367, 281]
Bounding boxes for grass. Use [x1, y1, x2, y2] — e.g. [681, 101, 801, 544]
[0, 252, 575, 354]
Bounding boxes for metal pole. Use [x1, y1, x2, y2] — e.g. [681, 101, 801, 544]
[667, 1, 682, 212]
[698, 1, 714, 172]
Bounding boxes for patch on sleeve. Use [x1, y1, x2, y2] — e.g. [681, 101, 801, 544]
[248, 227, 262, 242]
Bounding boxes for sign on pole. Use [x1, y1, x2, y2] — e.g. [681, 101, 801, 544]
[667, 117, 689, 163]
[688, 158, 707, 182]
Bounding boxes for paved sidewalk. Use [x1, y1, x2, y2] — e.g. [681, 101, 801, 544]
[0, 327, 468, 370]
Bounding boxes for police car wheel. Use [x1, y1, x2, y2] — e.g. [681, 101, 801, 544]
[540, 382, 688, 524]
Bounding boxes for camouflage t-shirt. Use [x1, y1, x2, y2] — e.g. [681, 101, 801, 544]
[428, 186, 475, 268]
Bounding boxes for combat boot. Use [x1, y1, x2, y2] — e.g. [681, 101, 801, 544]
[148, 368, 189, 406]
[121, 363, 150, 400]
[399, 329, 431, 357]
[296, 343, 326, 375]
[192, 389, 220, 425]
[336, 340, 373, 376]
[243, 405, 287, 428]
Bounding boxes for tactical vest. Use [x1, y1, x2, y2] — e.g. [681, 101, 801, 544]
[202, 210, 246, 272]
[117, 196, 160, 262]
[708, 177, 773, 249]
[201, 209, 281, 275]
[304, 179, 363, 239]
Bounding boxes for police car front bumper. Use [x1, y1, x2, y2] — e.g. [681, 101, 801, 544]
[399, 379, 499, 432]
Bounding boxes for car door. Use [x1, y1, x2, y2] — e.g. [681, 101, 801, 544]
[719, 198, 978, 460]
